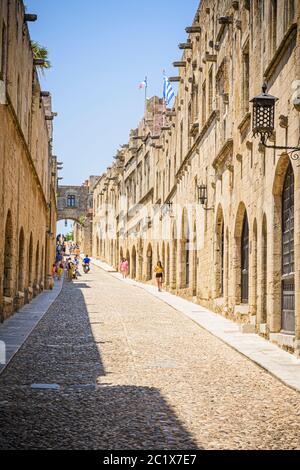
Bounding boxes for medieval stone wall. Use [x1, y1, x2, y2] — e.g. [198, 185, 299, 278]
[0, 0, 57, 321]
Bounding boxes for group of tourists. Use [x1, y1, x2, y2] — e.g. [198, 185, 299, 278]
[52, 235, 91, 282]
[52, 252, 91, 282]
[69, 243, 81, 256]
[119, 258, 165, 292]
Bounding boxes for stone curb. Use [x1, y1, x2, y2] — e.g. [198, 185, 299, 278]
[91, 258, 300, 394]
[0, 278, 64, 376]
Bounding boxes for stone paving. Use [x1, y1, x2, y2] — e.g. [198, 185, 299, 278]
[0, 279, 63, 374]
[0, 266, 300, 450]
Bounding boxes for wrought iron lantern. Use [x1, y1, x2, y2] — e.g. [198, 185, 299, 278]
[250, 83, 278, 145]
[160, 201, 174, 220]
[197, 184, 207, 205]
[251, 83, 300, 159]
[197, 184, 214, 211]
[166, 201, 173, 216]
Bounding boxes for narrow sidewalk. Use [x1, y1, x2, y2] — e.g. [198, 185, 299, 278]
[91, 257, 300, 393]
[0, 279, 63, 375]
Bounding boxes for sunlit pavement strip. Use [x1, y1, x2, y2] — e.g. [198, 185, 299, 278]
[0, 279, 63, 375]
[91, 258, 300, 393]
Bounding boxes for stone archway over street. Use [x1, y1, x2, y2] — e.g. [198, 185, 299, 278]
[57, 183, 95, 253]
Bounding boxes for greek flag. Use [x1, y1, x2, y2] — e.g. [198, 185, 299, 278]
[163, 75, 175, 106]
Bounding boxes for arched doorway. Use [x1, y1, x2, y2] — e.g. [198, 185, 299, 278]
[110, 240, 114, 267]
[234, 203, 249, 304]
[185, 225, 190, 288]
[28, 233, 33, 288]
[171, 223, 177, 289]
[225, 228, 229, 302]
[96, 236, 100, 258]
[3, 211, 14, 299]
[181, 209, 190, 288]
[126, 249, 131, 275]
[251, 218, 258, 315]
[131, 246, 137, 279]
[192, 221, 198, 297]
[261, 215, 267, 323]
[146, 244, 153, 281]
[18, 228, 25, 293]
[41, 245, 44, 288]
[215, 206, 224, 298]
[138, 240, 143, 280]
[35, 241, 40, 288]
[241, 214, 249, 303]
[166, 243, 170, 286]
[281, 162, 294, 332]
[162, 242, 165, 272]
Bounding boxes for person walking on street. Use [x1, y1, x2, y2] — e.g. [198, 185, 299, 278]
[74, 255, 80, 277]
[67, 258, 75, 281]
[52, 263, 57, 281]
[120, 258, 129, 279]
[75, 245, 81, 257]
[154, 261, 164, 292]
[56, 261, 64, 281]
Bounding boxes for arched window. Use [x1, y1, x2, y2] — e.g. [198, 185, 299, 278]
[241, 215, 249, 303]
[185, 227, 190, 288]
[282, 162, 294, 332]
[3, 211, 13, 298]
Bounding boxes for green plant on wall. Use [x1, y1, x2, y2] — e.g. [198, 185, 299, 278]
[31, 41, 51, 71]
[78, 216, 87, 227]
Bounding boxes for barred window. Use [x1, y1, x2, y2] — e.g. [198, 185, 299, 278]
[67, 195, 76, 207]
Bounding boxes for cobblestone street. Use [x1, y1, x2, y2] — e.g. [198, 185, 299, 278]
[0, 266, 300, 450]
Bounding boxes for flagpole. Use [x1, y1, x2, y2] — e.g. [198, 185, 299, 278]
[163, 70, 166, 127]
[144, 76, 148, 113]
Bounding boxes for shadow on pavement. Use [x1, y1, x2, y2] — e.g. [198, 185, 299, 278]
[0, 278, 201, 450]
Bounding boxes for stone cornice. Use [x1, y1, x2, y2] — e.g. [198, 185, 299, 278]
[213, 138, 233, 170]
[238, 112, 251, 133]
[137, 187, 154, 206]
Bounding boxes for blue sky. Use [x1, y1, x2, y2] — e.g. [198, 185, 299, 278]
[26, 0, 199, 188]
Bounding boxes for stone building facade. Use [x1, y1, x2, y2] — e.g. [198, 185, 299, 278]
[91, 0, 300, 354]
[0, 0, 57, 321]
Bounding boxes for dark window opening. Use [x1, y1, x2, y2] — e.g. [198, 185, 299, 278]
[241, 215, 249, 303]
[281, 162, 295, 332]
[67, 195, 76, 207]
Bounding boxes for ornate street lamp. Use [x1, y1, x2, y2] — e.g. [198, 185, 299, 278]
[197, 184, 214, 211]
[160, 201, 174, 220]
[197, 184, 207, 205]
[250, 83, 300, 159]
[166, 201, 173, 216]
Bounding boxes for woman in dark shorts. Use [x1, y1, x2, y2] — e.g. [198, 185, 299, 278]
[154, 261, 164, 292]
